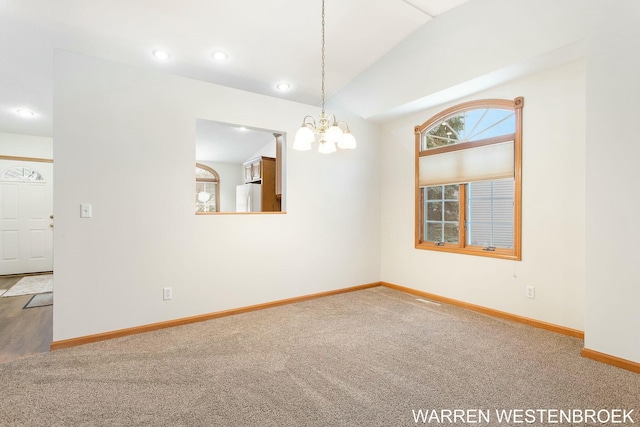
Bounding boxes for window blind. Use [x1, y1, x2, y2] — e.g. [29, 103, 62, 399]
[418, 141, 514, 187]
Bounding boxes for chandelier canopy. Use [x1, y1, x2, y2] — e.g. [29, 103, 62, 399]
[292, 0, 356, 154]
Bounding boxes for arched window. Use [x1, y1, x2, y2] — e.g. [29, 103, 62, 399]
[195, 163, 220, 213]
[415, 97, 523, 260]
[1, 167, 45, 182]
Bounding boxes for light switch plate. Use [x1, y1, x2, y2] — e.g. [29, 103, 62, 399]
[80, 203, 92, 218]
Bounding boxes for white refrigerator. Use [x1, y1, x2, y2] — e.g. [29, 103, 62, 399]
[236, 184, 262, 212]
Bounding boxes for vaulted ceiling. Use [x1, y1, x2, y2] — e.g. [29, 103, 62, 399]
[0, 0, 471, 137]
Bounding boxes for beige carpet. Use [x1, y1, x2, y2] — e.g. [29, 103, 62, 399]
[0, 287, 638, 426]
[2, 274, 53, 297]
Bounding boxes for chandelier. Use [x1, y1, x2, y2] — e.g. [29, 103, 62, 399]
[292, 0, 356, 154]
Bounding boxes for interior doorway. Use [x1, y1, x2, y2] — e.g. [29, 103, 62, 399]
[0, 157, 54, 363]
[0, 159, 53, 275]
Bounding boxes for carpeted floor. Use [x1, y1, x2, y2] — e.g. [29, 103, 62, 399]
[0, 287, 638, 426]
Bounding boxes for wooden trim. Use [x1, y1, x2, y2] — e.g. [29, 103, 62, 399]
[195, 163, 220, 181]
[513, 100, 523, 260]
[415, 129, 421, 247]
[380, 281, 584, 339]
[581, 348, 640, 374]
[514, 96, 524, 109]
[50, 282, 380, 351]
[50, 280, 589, 358]
[418, 134, 515, 157]
[415, 98, 516, 134]
[415, 241, 520, 260]
[414, 97, 522, 261]
[458, 184, 467, 247]
[274, 133, 283, 197]
[415, 181, 519, 260]
[195, 211, 287, 215]
[0, 155, 53, 163]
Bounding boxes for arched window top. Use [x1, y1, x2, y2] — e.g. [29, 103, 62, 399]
[195, 163, 220, 213]
[414, 97, 524, 260]
[196, 163, 219, 182]
[1, 167, 45, 182]
[417, 98, 523, 151]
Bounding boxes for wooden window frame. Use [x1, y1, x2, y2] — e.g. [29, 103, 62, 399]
[195, 163, 220, 214]
[414, 97, 523, 260]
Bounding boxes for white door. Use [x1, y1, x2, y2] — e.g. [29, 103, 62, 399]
[0, 160, 53, 275]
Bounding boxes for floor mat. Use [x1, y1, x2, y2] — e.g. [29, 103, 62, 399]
[23, 292, 53, 309]
[2, 275, 53, 297]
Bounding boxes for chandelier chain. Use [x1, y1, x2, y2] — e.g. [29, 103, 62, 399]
[321, 0, 325, 114]
[291, 0, 356, 152]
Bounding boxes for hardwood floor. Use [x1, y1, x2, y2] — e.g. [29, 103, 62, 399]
[0, 274, 53, 364]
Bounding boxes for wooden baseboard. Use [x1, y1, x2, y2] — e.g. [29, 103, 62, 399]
[50, 282, 380, 351]
[581, 348, 640, 374]
[380, 281, 584, 339]
[51, 280, 639, 374]
[50, 280, 585, 351]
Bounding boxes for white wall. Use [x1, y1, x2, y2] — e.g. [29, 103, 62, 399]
[335, 0, 589, 120]
[334, 0, 640, 368]
[0, 132, 53, 159]
[246, 138, 276, 161]
[380, 60, 586, 330]
[53, 51, 381, 341]
[50, 2, 640, 367]
[584, 1, 640, 363]
[197, 161, 243, 212]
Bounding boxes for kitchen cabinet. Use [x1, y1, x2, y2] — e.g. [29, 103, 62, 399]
[243, 158, 262, 183]
[241, 156, 280, 212]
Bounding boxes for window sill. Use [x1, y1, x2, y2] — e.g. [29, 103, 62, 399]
[415, 242, 520, 261]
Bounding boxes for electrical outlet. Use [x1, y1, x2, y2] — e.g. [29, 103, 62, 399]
[163, 287, 173, 301]
[525, 285, 535, 299]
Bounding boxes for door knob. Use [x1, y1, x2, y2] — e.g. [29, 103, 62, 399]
[50, 214, 54, 219]
[49, 223, 54, 228]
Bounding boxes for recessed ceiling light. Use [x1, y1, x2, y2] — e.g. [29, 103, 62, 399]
[15, 109, 35, 118]
[152, 49, 171, 61]
[237, 126, 248, 131]
[276, 82, 291, 91]
[211, 51, 228, 61]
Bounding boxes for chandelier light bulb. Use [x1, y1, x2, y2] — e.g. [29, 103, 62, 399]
[325, 125, 344, 145]
[338, 132, 357, 150]
[318, 140, 337, 154]
[293, 126, 314, 151]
